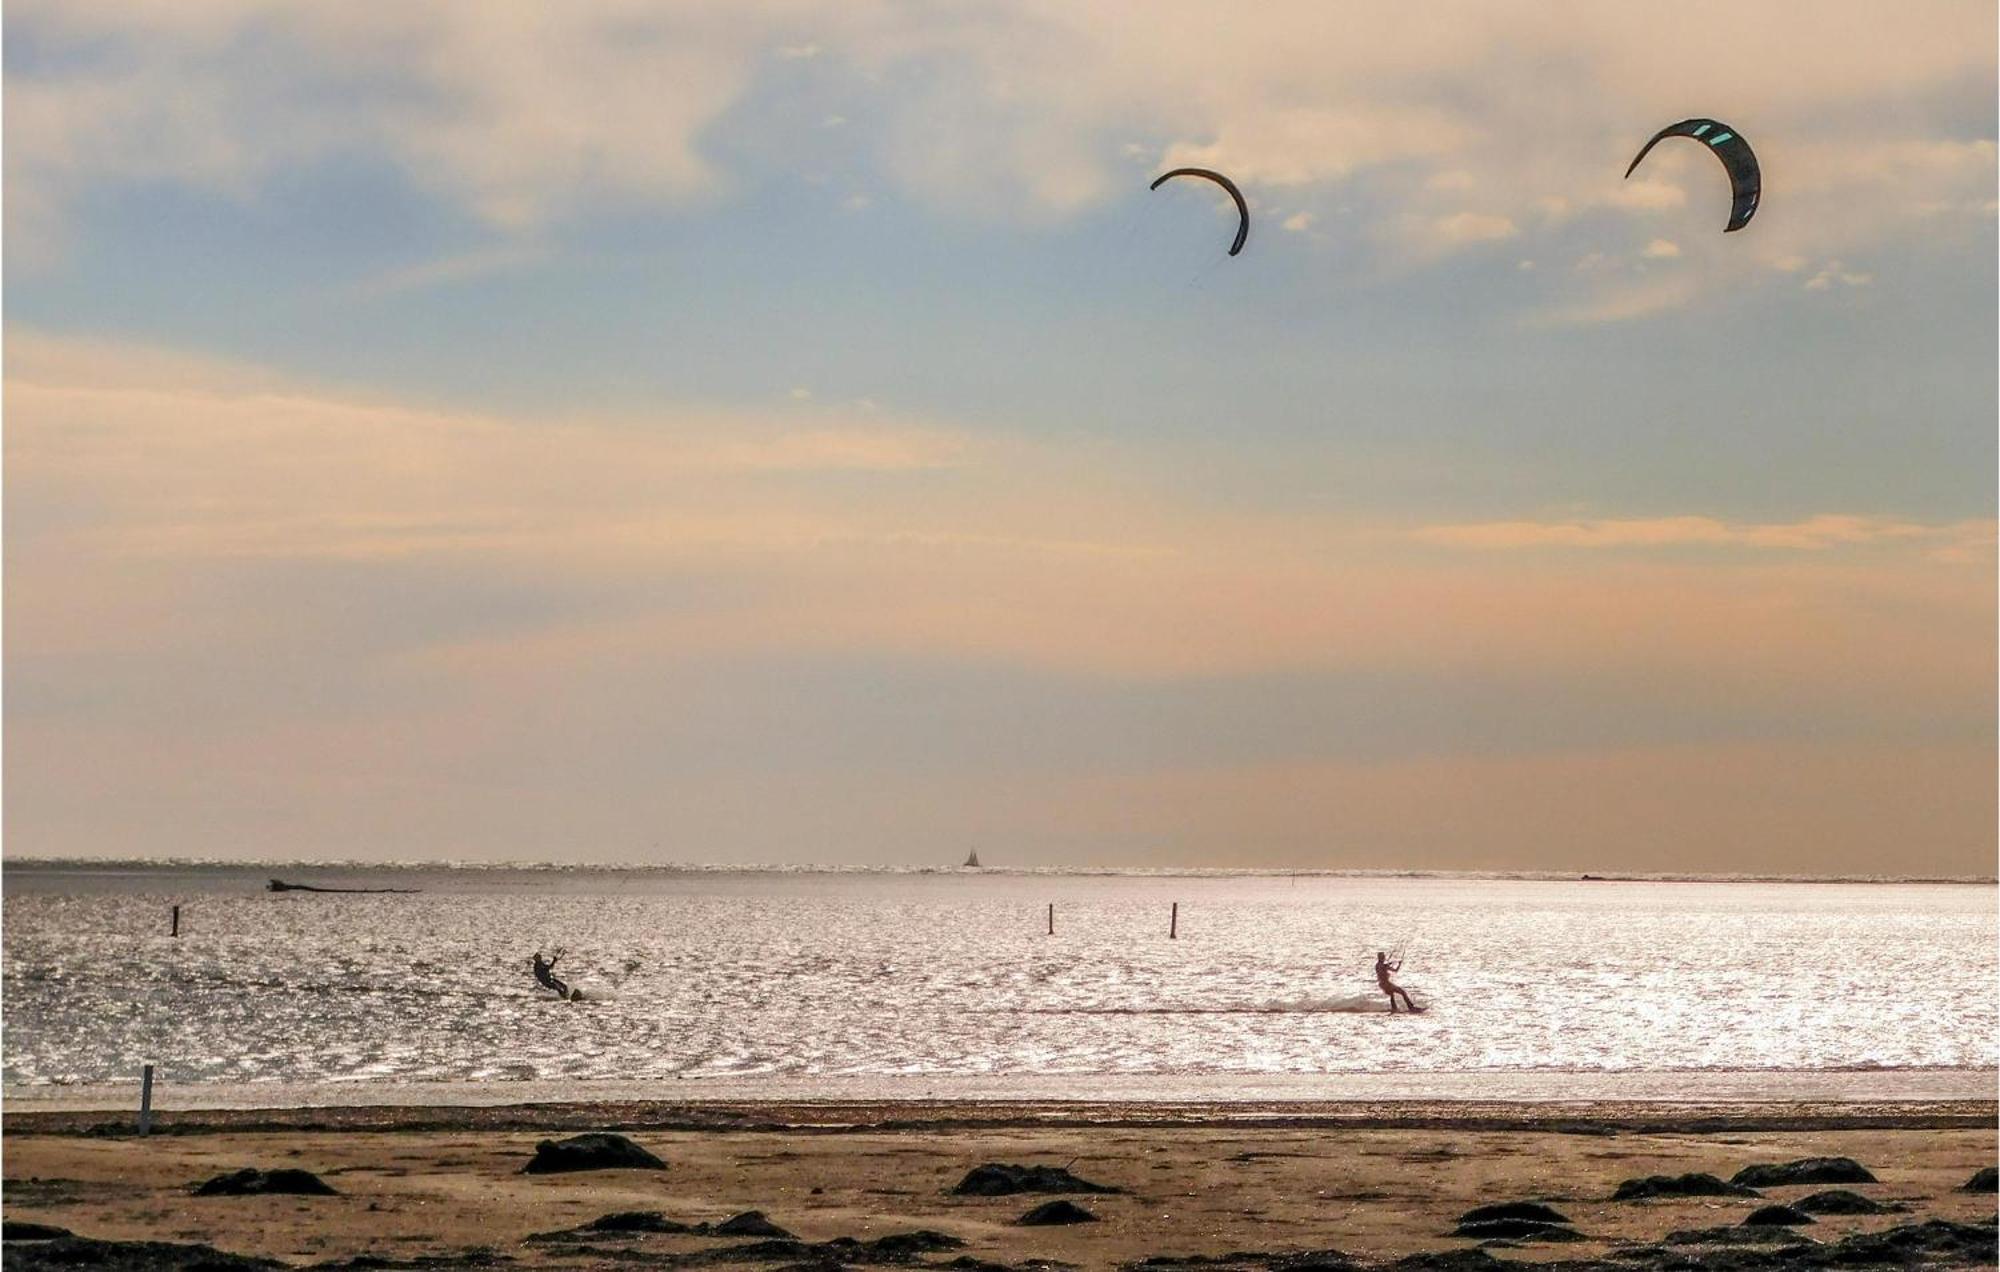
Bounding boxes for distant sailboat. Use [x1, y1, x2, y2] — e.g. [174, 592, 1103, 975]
[963, 848, 982, 868]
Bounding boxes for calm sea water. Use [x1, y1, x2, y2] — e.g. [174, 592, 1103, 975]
[3, 865, 1994, 1105]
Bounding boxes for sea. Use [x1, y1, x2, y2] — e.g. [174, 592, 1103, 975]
[3, 863, 1995, 1110]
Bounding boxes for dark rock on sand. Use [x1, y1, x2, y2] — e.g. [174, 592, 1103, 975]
[1457, 1202, 1571, 1227]
[1136, 1223, 1994, 1272]
[1963, 1166, 1999, 1193]
[527, 1210, 693, 1241]
[1613, 1172, 1759, 1200]
[0, 1235, 280, 1270]
[313, 1252, 507, 1270]
[659, 1238, 814, 1266]
[1126, 1252, 1299, 1268]
[520, 1131, 666, 1174]
[1634, 1218, 1997, 1269]
[953, 1163, 1121, 1196]
[193, 1167, 338, 1196]
[1729, 1157, 1875, 1188]
[1790, 1189, 1900, 1215]
[649, 1229, 966, 1267]
[530, 1209, 790, 1242]
[1019, 1200, 1098, 1226]
[1741, 1206, 1814, 1227]
[1453, 1219, 1584, 1242]
[1126, 1253, 1355, 1271]
[582, 1210, 690, 1234]
[1662, 1225, 1815, 1247]
[0, 1224, 72, 1242]
[1818, 1217, 1995, 1266]
[867, 1230, 967, 1257]
[1388, 1252, 1502, 1271]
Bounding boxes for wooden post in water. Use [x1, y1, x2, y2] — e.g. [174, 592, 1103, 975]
[1047, 903, 1055, 935]
[1170, 902, 1178, 939]
[138, 1063, 155, 1135]
[170, 905, 180, 938]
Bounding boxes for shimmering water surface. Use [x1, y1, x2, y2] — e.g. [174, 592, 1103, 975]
[4, 865, 1994, 1101]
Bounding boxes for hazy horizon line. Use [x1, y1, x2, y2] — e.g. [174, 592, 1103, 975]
[4, 855, 1993, 886]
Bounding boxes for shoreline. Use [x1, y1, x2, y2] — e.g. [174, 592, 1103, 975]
[9, 1096, 1997, 1138]
[9, 1067, 1995, 1117]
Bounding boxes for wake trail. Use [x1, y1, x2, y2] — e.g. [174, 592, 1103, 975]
[994, 994, 1423, 1016]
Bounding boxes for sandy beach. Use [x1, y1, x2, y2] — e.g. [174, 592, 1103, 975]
[4, 1100, 1994, 1269]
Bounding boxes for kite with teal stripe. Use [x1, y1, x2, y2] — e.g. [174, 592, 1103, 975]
[1624, 116, 1762, 232]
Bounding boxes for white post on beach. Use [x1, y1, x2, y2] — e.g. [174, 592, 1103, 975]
[1170, 902, 1178, 939]
[138, 1063, 155, 1135]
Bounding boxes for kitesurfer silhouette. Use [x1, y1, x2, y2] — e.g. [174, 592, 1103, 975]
[1375, 950, 1417, 1014]
[531, 948, 572, 1000]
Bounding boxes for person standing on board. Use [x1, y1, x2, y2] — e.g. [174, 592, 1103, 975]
[1375, 951, 1417, 1014]
[531, 949, 572, 1000]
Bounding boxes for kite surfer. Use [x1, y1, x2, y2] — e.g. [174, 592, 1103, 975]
[1375, 950, 1418, 1014]
[531, 948, 573, 1001]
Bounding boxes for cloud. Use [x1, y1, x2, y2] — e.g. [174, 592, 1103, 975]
[1603, 181, 1689, 213]
[1641, 238, 1680, 259]
[1160, 104, 1470, 187]
[12, 0, 1988, 275]
[335, 245, 549, 301]
[1282, 211, 1314, 232]
[8, 333, 1992, 866]
[1528, 273, 1699, 325]
[1431, 211, 1517, 245]
[4, 332, 969, 572]
[1412, 514, 1991, 554]
[11, 331, 1991, 689]
[1802, 260, 1874, 290]
[6, 1, 772, 245]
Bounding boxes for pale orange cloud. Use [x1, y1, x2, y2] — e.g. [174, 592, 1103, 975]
[7, 333, 1992, 868]
[10, 333, 1990, 696]
[1411, 514, 1990, 553]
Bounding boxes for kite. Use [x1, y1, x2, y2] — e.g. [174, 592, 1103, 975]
[1149, 167, 1249, 256]
[1624, 118, 1761, 233]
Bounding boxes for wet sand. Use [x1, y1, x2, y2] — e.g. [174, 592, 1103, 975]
[3, 1101, 1994, 1268]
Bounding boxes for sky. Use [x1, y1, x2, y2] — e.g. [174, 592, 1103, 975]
[4, 1, 1995, 873]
